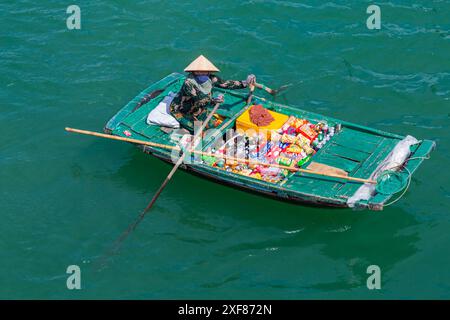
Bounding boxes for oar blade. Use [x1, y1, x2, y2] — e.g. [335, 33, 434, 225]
[273, 83, 294, 96]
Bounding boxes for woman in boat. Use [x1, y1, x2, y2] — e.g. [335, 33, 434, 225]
[169, 55, 256, 132]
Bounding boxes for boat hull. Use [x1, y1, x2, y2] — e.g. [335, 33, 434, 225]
[140, 145, 349, 209]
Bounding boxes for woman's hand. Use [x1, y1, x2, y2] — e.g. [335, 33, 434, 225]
[246, 74, 256, 86]
[213, 93, 224, 104]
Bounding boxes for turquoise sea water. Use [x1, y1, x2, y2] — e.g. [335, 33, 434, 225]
[1, 0, 449, 299]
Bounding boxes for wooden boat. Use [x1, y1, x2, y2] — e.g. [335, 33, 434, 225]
[103, 73, 435, 210]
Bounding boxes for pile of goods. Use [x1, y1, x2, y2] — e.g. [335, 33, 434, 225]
[249, 104, 275, 126]
[276, 115, 337, 153]
[201, 115, 340, 184]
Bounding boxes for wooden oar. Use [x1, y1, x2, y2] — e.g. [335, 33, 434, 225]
[105, 101, 223, 258]
[247, 82, 255, 104]
[65, 127, 376, 184]
[307, 162, 348, 177]
[255, 82, 293, 96]
[255, 82, 275, 95]
[178, 150, 375, 184]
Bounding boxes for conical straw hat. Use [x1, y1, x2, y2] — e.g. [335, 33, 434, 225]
[184, 55, 220, 72]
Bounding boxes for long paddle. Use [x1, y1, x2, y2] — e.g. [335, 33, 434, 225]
[255, 82, 293, 96]
[104, 101, 222, 259]
[65, 127, 376, 184]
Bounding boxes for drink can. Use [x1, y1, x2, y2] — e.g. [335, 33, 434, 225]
[277, 157, 293, 167]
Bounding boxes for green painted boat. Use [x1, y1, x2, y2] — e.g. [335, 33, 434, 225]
[104, 73, 435, 210]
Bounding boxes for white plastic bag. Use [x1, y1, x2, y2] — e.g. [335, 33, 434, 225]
[146, 92, 180, 128]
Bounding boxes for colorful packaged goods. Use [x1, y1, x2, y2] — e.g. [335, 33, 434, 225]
[309, 121, 341, 151]
[280, 115, 296, 132]
[291, 117, 306, 129]
[250, 172, 262, 180]
[276, 156, 293, 167]
[318, 133, 324, 142]
[296, 134, 315, 155]
[265, 145, 283, 161]
[270, 131, 282, 143]
[240, 168, 253, 176]
[202, 155, 217, 166]
[297, 155, 311, 167]
[281, 133, 297, 144]
[203, 118, 340, 184]
[285, 144, 303, 154]
[314, 122, 325, 133]
[278, 142, 290, 151]
[281, 152, 300, 161]
[258, 141, 271, 156]
[297, 123, 318, 142]
[260, 167, 281, 177]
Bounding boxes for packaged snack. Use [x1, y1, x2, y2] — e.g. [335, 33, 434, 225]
[250, 172, 262, 180]
[240, 168, 253, 176]
[280, 116, 296, 132]
[314, 122, 325, 132]
[258, 141, 271, 155]
[297, 123, 318, 141]
[285, 126, 297, 136]
[248, 150, 259, 160]
[266, 145, 282, 161]
[296, 134, 315, 155]
[270, 131, 282, 143]
[260, 167, 281, 176]
[291, 118, 306, 129]
[281, 133, 297, 144]
[278, 142, 290, 151]
[285, 144, 303, 154]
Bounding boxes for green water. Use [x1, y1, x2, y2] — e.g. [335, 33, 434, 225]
[1, 0, 449, 299]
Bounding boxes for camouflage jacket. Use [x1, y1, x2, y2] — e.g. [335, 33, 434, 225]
[170, 74, 247, 116]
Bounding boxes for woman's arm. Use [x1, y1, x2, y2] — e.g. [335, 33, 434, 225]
[211, 75, 248, 90]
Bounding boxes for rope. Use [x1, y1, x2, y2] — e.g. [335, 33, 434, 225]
[379, 167, 412, 207]
[379, 155, 430, 207]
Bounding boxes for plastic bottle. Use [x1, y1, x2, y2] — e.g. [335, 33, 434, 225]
[319, 133, 324, 142]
